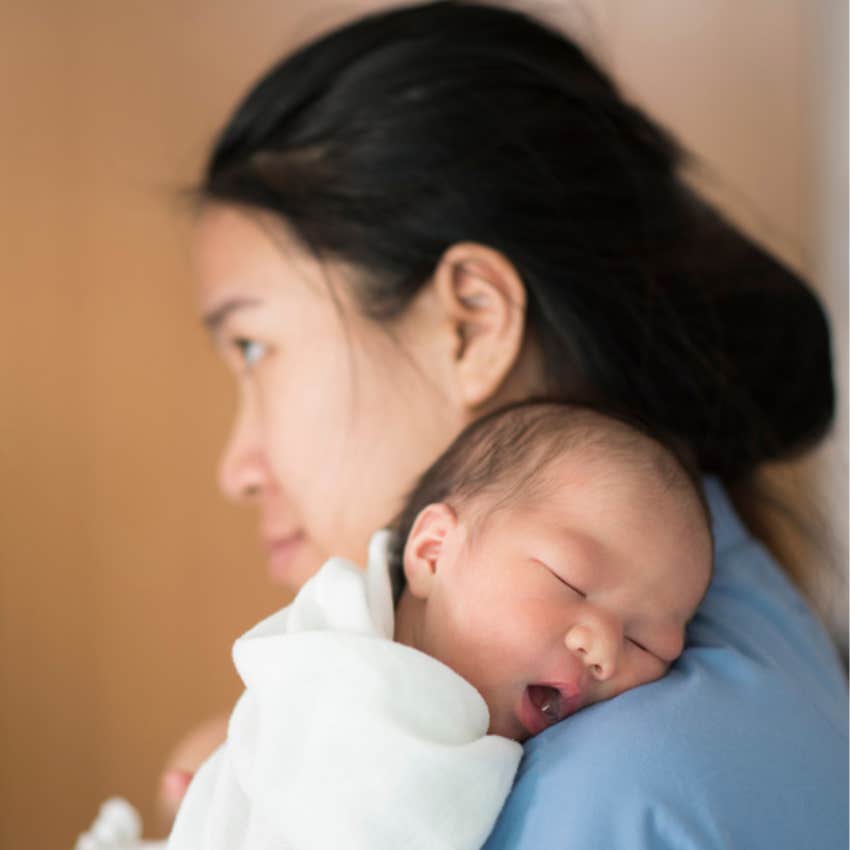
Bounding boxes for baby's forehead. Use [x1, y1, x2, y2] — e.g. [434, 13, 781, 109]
[473, 446, 711, 561]
[508, 437, 688, 507]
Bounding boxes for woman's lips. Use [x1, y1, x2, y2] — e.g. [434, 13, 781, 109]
[517, 682, 582, 737]
[264, 532, 304, 582]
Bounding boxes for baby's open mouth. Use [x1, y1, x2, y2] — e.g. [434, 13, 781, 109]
[518, 681, 582, 737]
[527, 684, 563, 724]
[517, 684, 570, 736]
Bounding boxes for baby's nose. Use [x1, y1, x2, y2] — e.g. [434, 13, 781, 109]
[565, 623, 620, 681]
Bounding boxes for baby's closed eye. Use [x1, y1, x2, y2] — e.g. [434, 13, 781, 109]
[531, 557, 586, 597]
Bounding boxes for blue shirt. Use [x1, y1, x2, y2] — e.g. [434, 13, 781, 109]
[483, 478, 848, 850]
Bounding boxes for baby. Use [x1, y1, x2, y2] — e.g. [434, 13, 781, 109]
[78, 402, 712, 850]
[388, 401, 712, 742]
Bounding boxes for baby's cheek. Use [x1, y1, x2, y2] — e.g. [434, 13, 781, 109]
[636, 658, 670, 690]
[604, 660, 668, 703]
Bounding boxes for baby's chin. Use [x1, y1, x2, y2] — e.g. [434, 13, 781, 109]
[489, 725, 529, 744]
[487, 708, 530, 743]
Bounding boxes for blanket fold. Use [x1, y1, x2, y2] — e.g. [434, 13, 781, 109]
[168, 530, 522, 850]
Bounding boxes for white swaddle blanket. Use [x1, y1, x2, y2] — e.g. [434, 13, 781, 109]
[167, 530, 522, 850]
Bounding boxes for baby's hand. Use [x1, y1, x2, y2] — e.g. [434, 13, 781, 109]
[156, 713, 228, 830]
[157, 769, 193, 826]
[75, 798, 165, 850]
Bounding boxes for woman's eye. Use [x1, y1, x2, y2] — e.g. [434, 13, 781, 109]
[233, 338, 266, 368]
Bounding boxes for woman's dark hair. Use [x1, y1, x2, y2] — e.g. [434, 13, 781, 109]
[200, 2, 833, 503]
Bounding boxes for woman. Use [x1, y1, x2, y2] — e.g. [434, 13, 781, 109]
[162, 2, 847, 847]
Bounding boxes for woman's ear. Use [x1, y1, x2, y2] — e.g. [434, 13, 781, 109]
[402, 503, 458, 600]
[432, 243, 528, 409]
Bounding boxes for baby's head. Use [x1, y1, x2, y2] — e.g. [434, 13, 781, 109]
[391, 402, 712, 742]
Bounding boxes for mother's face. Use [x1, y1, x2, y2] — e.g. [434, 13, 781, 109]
[193, 205, 471, 592]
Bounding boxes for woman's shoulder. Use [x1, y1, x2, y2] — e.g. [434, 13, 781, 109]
[696, 477, 846, 714]
[483, 478, 848, 850]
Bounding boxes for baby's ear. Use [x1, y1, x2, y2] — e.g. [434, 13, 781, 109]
[402, 503, 458, 600]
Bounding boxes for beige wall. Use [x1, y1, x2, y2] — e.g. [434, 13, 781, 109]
[1, 2, 845, 848]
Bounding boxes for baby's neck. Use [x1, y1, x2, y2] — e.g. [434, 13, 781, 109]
[393, 588, 423, 651]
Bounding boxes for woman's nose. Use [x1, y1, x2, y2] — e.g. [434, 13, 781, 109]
[565, 619, 622, 681]
[217, 410, 268, 503]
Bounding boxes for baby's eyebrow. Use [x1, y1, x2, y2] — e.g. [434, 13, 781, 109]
[202, 297, 262, 336]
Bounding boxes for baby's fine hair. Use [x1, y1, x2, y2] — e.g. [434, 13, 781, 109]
[388, 400, 708, 584]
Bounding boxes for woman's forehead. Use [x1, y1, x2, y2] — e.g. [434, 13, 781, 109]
[193, 204, 326, 304]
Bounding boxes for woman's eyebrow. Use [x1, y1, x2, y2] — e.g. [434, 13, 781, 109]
[202, 297, 262, 335]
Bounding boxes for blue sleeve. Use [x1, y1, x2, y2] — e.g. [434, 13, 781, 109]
[483, 479, 848, 850]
